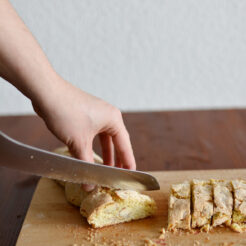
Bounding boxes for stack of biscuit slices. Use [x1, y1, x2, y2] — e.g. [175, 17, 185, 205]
[168, 179, 246, 233]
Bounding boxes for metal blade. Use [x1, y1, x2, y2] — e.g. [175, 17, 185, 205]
[0, 131, 160, 191]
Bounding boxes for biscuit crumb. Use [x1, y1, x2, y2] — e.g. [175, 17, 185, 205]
[230, 223, 243, 233]
[200, 224, 210, 233]
[144, 239, 157, 246]
[159, 228, 166, 239]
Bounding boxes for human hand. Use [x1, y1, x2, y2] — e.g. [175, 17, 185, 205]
[32, 77, 136, 190]
[0, 0, 135, 191]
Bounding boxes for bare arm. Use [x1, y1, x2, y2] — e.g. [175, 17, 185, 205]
[0, 0, 136, 185]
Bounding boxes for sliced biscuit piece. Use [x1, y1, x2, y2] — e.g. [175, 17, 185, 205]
[231, 180, 246, 232]
[191, 180, 213, 231]
[167, 182, 191, 231]
[211, 179, 233, 227]
[80, 187, 156, 228]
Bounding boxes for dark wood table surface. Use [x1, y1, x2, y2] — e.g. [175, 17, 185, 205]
[1, 109, 246, 246]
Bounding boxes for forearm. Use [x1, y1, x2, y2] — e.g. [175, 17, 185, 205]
[0, 1, 136, 171]
[0, 0, 60, 105]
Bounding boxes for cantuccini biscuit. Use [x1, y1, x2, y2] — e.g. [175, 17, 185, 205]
[231, 180, 246, 232]
[168, 181, 191, 231]
[211, 179, 233, 227]
[53, 146, 156, 228]
[80, 187, 156, 228]
[191, 180, 213, 231]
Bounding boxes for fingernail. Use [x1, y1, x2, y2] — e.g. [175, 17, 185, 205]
[82, 183, 95, 192]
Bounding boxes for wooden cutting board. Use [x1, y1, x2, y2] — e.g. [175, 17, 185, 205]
[16, 169, 246, 246]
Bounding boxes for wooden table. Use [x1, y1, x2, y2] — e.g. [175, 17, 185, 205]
[0, 109, 246, 246]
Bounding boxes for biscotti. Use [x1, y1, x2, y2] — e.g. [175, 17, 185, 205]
[80, 187, 157, 228]
[191, 180, 213, 231]
[231, 180, 246, 232]
[167, 182, 191, 231]
[211, 179, 233, 227]
[53, 146, 157, 228]
[168, 179, 246, 233]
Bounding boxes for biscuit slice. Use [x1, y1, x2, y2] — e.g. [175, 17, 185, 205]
[167, 182, 191, 231]
[191, 180, 213, 231]
[231, 180, 246, 232]
[211, 179, 233, 227]
[80, 187, 156, 228]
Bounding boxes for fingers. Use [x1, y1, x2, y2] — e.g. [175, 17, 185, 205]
[99, 133, 114, 166]
[68, 137, 94, 162]
[115, 148, 123, 168]
[67, 136, 95, 192]
[100, 108, 136, 170]
[112, 126, 136, 170]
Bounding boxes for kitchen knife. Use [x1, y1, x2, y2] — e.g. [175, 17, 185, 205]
[0, 131, 160, 191]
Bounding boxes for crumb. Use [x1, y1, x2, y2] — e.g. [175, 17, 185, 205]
[159, 228, 166, 239]
[144, 239, 157, 246]
[23, 224, 31, 229]
[230, 223, 243, 233]
[200, 224, 210, 233]
[36, 212, 45, 219]
[193, 241, 200, 245]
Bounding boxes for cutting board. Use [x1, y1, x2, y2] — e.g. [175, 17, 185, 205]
[16, 169, 246, 246]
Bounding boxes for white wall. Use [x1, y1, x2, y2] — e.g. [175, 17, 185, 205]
[1, 0, 246, 115]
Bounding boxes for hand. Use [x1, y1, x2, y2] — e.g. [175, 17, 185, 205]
[0, 0, 136, 191]
[32, 77, 136, 190]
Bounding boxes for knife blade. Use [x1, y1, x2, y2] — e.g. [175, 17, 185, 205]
[0, 131, 160, 191]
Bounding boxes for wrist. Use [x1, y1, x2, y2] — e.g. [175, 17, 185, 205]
[30, 73, 66, 113]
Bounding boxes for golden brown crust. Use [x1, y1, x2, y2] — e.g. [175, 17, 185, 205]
[80, 187, 114, 218]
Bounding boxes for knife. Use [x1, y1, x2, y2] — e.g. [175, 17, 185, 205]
[0, 131, 160, 191]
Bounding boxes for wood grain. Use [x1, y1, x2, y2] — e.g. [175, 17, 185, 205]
[0, 109, 246, 245]
[123, 110, 246, 171]
[16, 169, 246, 246]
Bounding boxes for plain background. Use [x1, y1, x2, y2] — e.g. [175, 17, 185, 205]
[1, 0, 246, 115]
